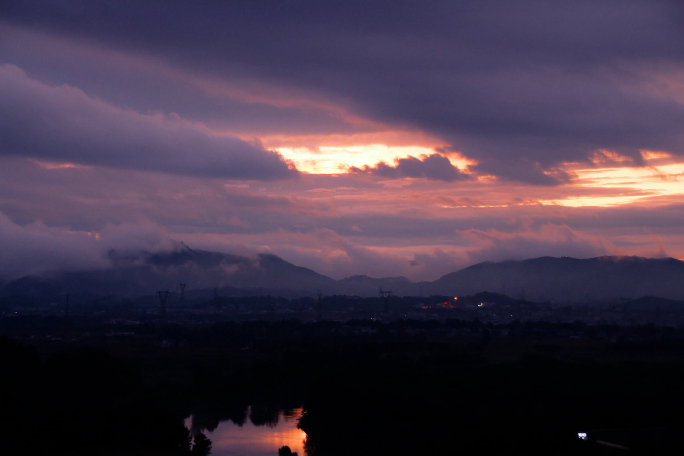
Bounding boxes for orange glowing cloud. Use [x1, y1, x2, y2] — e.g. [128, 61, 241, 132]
[537, 150, 684, 208]
[276, 144, 475, 176]
[31, 160, 92, 170]
[641, 150, 672, 161]
[589, 149, 635, 165]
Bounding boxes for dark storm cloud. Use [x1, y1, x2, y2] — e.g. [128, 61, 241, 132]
[0, 65, 296, 179]
[0, 25, 367, 138]
[351, 153, 467, 181]
[5, 0, 684, 183]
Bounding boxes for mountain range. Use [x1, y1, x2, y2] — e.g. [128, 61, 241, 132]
[2, 245, 684, 304]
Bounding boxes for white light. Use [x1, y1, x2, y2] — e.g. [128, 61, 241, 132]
[578, 432, 588, 440]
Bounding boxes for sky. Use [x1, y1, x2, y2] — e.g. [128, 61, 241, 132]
[1, 0, 684, 281]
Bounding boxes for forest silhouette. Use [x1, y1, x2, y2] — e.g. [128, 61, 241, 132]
[3, 318, 684, 454]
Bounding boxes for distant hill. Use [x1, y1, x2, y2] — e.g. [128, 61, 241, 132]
[430, 256, 684, 302]
[2, 252, 684, 303]
[0, 245, 336, 300]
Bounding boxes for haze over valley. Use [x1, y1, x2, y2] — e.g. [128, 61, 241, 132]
[3, 244, 683, 304]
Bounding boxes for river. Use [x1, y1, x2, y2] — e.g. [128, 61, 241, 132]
[186, 407, 308, 456]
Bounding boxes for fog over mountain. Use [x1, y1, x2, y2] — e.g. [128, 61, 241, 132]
[1, 244, 683, 303]
[1, 245, 335, 300]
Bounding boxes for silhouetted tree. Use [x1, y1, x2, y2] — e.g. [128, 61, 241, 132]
[191, 431, 212, 455]
[178, 427, 192, 454]
[278, 445, 298, 456]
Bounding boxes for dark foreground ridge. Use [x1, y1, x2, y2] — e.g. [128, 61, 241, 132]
[3, 316, 684, 455]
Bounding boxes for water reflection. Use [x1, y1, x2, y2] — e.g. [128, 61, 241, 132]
[186, 407, 307, 456]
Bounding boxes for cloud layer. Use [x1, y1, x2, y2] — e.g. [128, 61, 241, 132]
[0, 65, 295, 179]
[0, 213, 179, 280]
[5, 1, 684, 182]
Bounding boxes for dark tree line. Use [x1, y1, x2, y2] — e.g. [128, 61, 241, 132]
[0, 336, 211, 455]
[4, 317, 684, 455]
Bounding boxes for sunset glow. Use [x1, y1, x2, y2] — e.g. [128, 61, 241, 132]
[2, 2, 684, 281]
[540, 160, 684, 207]
[193, 409, 307, 456]
[31, 160, 91, 170]
[6, 5, 684, 456]
[276, 144, 475, 175]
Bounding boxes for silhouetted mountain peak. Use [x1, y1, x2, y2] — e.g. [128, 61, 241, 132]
[3, 253, 684, 302]
[433, 255, 684, 302]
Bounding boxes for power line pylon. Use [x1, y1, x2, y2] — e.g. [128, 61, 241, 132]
[157, 290, 169, 318]
[379, 288, 392, 314]
[316, 290, 323, 320]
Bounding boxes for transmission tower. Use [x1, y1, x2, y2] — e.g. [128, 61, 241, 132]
[379, 288, 392, 314]
[178, 282, 185, 304]
[316, 290, 323, 320]
[157, 290, 169, 318]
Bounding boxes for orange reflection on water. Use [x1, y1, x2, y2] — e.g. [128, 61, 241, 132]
[193, 408, 307, 456]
